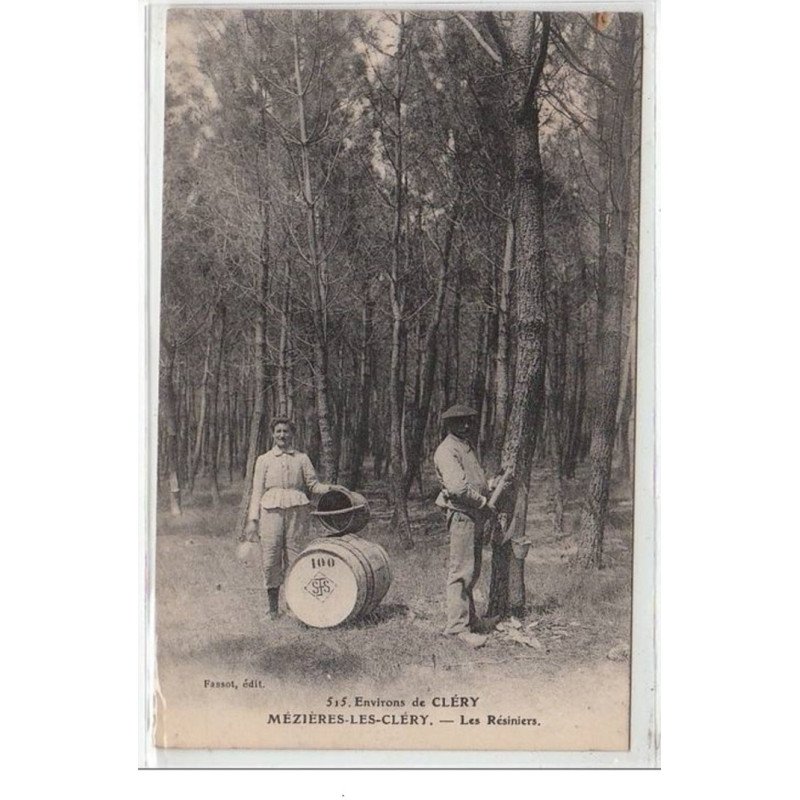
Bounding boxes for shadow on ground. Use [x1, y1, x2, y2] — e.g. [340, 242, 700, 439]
[343, 602, 410, 628]
[254, 639, 365, 681]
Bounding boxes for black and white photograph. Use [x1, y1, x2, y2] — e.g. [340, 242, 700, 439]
[148, 2, 654, 758]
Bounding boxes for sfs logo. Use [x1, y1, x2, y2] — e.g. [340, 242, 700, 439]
[304, 572, 336, 602]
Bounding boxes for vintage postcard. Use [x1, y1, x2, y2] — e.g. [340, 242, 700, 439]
[144, 0, 656, 766]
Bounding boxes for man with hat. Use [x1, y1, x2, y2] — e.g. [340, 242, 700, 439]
[433, 403, 497, 648]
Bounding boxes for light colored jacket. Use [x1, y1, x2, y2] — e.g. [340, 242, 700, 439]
[433, 433, 489, 514]
[247, 447, 331, 521]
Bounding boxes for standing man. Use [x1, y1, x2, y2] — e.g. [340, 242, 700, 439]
[433, 404, 496, 648]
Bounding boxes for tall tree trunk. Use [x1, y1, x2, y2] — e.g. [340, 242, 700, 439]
[488, 108, 549, 615]
[236, 202, 270, 537]
[479, 303, 497, 461]
[291, 11, 337, 480]
[576, 216, 625, 568]
[576, 15, 640, 569]
[615, 266, 638, 482]
[450, 264, 461, 403]
[239, 363, 250, 479]
[487, 13, 551, 617]
[207, 302, 226, 506]
[564, 331, 587, 479]
[548, 284, 569, 534]
[226, 367, 234, 484]
[493, 212, 515, 452]
[161, 340, 182, 516]
[277, 260, 292, 418]
[182, 373, 193, 488]
[618, 370, 633, 481]
[389, 298, 413, 548]
[470, 313, 487, 419]
[188, 303, 219, 494]
[351, 287, 374, 489]
[332, 338, 346, 476]
[387, 12, 414, 548]
[441, 315, 451, 417]
[338, 346, 360, 484]
[402, 195, 459, 496]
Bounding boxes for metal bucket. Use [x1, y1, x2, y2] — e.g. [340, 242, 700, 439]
[312, 488, 370, 535]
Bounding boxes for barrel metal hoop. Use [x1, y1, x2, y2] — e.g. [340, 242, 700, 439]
[332, 536, 376, 606]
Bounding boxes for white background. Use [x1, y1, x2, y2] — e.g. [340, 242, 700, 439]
[2, 0, 798, 794]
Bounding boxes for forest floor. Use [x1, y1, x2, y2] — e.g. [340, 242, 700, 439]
[153, 464, 634, 751]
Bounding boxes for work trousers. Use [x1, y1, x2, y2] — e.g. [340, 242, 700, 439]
[445, 510, 485, 635]
[258, 506, 311, 589]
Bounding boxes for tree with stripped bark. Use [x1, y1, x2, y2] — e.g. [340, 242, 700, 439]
[457, 10, 552, 616]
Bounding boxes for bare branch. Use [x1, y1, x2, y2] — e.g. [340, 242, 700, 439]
[551, 23, 615, 91]
[478, 12, 511, 65]
[456, 12, 502, 64]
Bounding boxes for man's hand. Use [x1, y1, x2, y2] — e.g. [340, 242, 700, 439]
[489, 467, 512, 492]
[481, 495, 499, 519]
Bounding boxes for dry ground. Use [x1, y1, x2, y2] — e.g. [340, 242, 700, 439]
[153, 465, 633, 750]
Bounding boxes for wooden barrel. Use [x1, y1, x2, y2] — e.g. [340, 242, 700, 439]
[311, 488, 370, 536]
[284, 534, 391, 628]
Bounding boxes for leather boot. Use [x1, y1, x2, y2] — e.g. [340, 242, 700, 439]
[267, 587, 280, 619]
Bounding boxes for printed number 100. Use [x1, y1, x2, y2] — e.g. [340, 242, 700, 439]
[311, 557, 335, 569]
